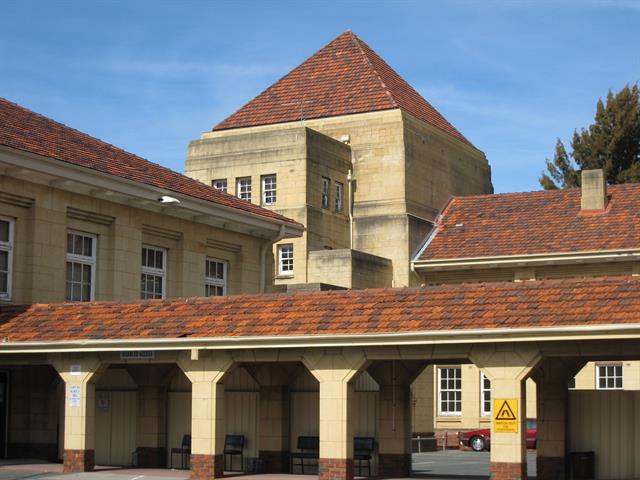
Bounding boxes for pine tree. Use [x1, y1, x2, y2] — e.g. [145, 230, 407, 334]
[540, 84, 640, 189]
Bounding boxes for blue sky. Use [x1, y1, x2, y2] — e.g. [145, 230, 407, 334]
[1, 0, 639, 193]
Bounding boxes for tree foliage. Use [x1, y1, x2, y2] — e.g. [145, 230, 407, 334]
[540, 84, 640, 189]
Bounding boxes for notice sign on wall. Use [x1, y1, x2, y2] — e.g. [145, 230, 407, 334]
[493, 398, 518, 433]
[69, 385, 82, 408]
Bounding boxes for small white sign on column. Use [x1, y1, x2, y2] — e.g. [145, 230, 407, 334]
[69, 385, 82, 408]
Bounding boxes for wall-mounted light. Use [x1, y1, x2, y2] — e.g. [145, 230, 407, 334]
[158, 195, 181, 205]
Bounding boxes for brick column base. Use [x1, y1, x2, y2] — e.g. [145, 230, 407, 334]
[490, 461, 527, 480]
[136, 446, 166, 467]
[319, 458, 354, 480]
[378, 453, 411, 477]
[537, 456, 565, 480]
[63, 449, 95, 473]
[258, 450, 289, 473]
[190, 454, 224, 479]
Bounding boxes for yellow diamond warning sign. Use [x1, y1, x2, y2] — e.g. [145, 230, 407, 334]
[493, 398, 518, 433]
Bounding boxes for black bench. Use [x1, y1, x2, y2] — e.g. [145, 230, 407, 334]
[224, 434, 245, 471]
[169, 434, 191, 469]
[290, 435, 319, 474]
[354, 437, 375, 477]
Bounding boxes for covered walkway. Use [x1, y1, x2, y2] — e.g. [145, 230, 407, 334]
[0, 276, 639, 479]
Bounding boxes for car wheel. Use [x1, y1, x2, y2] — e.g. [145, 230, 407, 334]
[470, 435, 486, 452]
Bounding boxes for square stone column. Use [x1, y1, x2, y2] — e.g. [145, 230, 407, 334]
[136, 385, 168, 466]
[304, 349, 367, 480]
[471, 345, 541, 480]
[51, 354, 104, 473]
[368, 360, 426, 478]
[258, 385, 290, 473]
[126, 365, 174, 467]
[532, 358, 585, 480]
[178, 351, 233, 480]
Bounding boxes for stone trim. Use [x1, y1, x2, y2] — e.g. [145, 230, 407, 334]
[190, 453, 224, 480]
[378, 453, 411, 477]
[63, 449, 95, 473]
[319, 458, 354, 480]
[537, 456, 565, 480]
[490, 461, 527, 480]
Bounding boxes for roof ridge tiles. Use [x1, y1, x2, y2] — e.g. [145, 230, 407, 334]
[348, 31, 399, 110]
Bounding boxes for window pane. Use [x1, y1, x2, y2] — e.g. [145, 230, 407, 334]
[82, 264, 91, 283]
[83, 236, 93, 257]
[73, 235, 83, 255]
[67, 233, 74, 254]
[72, 283, 81, 301]
[0, 251, 7, 271]
[73, 262, 82, 282]
[0, 221, 8, 243]
[82, 283, 91, 301]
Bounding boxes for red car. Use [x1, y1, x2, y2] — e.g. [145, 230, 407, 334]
[458, 419, 537, 451]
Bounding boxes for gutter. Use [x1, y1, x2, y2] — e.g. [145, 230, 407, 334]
[1, 323, 640, 354]
[259, 224, 286, 293]
[413, 249, 640, 271]
[0, 146, 303, 237]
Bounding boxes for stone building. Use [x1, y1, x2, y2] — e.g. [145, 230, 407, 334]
[411, 169, 640, 478]
[185, 31, 493, 289]
[0, 97, 302, 464]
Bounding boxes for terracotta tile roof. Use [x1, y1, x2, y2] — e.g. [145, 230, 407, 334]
[213, 31, 472, 147]
[0, 97, 301, 228]
[0, 277, 639, 344]
[416, 184, 640, 261]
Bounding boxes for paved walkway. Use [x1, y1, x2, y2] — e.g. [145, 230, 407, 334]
[0, 451, 538, 480]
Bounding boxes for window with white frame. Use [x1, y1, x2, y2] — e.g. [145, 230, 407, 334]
[65, 232, 96, 302]
[438, 367, 462, 415]
[480, 373, 491, 416]
[321, 177, 330, 209]
[0, 218, 14, 299]
[335, 182, 344, 213]
[262, 174, 277, 206]
[237, 177, 252, 202]
[205, 258, 227, 297]
[212, 179, 227, 193]
[596, 364, 623, 390]
[278, 244, 294, 276]
[141, 246, 166, 299]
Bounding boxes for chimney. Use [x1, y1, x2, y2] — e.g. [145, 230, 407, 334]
[581, 169, 607, 211]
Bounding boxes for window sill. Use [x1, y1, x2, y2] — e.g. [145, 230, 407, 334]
[436, 416, 462, 422]
[276, 274, 294, 280]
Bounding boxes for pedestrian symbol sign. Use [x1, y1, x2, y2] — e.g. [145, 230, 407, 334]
[493, 398, 518, 433]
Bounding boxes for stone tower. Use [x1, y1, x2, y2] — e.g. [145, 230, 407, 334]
[186, 31, 493, 288]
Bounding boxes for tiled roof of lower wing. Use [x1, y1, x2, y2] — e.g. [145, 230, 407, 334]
[0, 97, 301, 228]
[417, 184, 640, 261]
[1, 277, 639, 344]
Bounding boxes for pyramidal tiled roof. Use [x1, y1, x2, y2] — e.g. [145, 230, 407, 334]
[213, 31, 472, 146]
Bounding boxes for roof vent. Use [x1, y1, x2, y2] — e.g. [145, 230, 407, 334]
[581, 169, 607, 211]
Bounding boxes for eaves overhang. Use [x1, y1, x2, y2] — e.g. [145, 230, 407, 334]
[0, 145, 304, 239]
[2, 323, 640, 354]
[412, 249, 640, 271]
